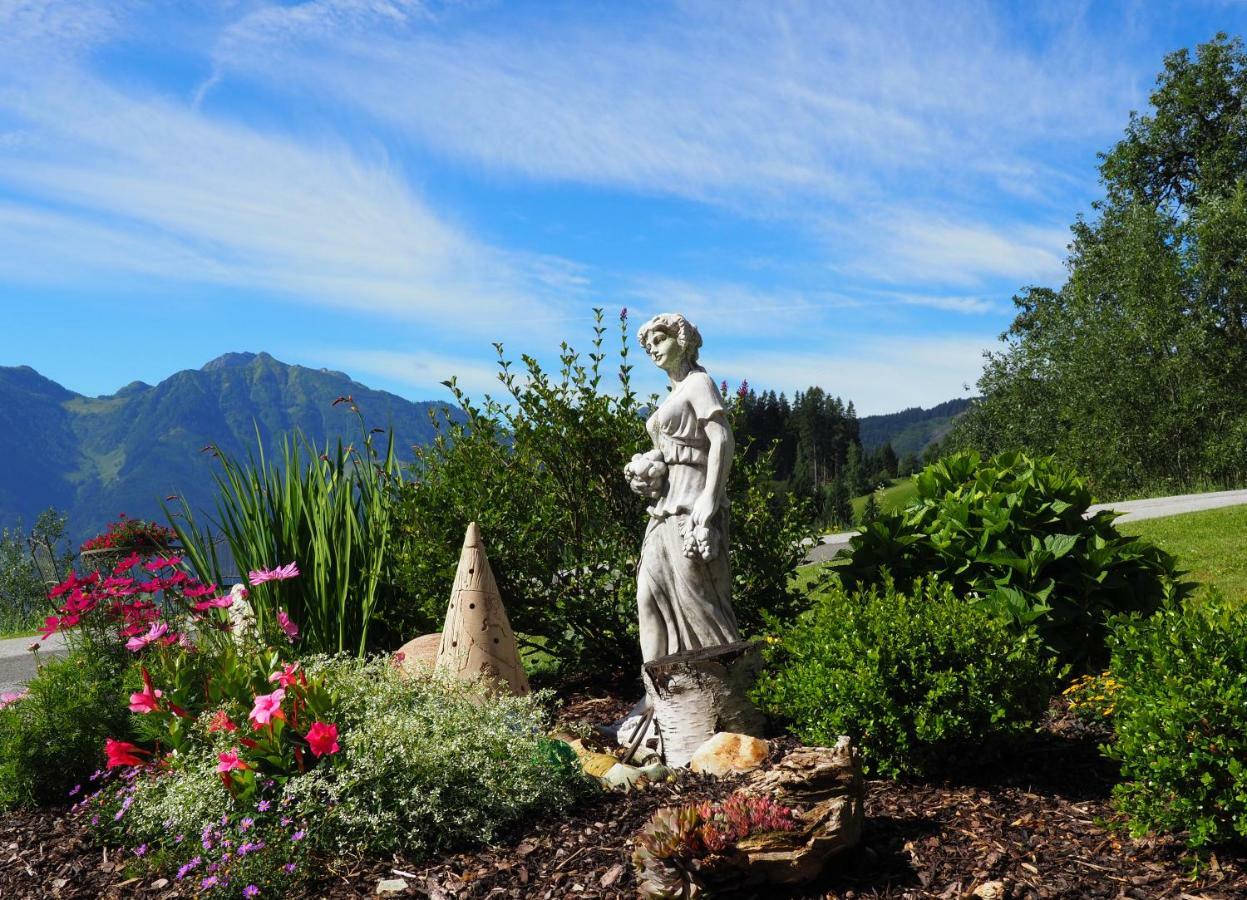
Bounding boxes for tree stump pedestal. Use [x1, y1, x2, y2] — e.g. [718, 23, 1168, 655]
[642, 640, 767, 767]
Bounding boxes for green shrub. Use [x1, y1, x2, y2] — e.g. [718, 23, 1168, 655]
[169, 409, 404, 656]
[0, 509, 72, 636]
[834, 450, 1189, 667]
[80, 657, 591, 892]
[389, 309, 815, 672]
[0, 647, 133, 808]
[753, 576, 1057, 776]
[1107, 591, 1247, 849]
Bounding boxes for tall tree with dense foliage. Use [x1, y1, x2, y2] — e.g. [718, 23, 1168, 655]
[957, 34, 1247, 496]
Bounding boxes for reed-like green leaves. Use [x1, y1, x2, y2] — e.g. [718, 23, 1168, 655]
[167, 417, 402, 656]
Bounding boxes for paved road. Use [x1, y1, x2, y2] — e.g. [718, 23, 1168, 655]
[0, 632, 66, 696]
[802, 488, 1247, 565]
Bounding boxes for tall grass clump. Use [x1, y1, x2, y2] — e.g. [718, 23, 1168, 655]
[169, 410, 403, 655]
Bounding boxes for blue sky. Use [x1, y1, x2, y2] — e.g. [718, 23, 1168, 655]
[2, 0, 1246, 414]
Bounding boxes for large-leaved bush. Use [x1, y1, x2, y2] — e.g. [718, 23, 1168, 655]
[753, 576, 1057, 776]
[1107, 591, 1247, 849]
[834, 450, 1189, 666]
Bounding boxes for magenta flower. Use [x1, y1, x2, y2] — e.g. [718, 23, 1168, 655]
[249, 689, 286, 727]
[128, 684, 163, 714]
[192, 593, 234, 612]
[125, 621, 168, 653]
[248, 562, 300, 586]
[304, 722, 340, 758]
[276, 610, 299, 643]
[268, 662, 302, 687]
[216, 750, 248, 773]
[0, 689, 28, 710]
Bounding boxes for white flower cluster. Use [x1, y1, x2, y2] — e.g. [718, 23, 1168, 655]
[624, 449, 668, 499]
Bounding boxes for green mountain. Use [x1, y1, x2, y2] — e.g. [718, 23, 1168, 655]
[0, 353, 453, 545]
[858, 397, 973, 458]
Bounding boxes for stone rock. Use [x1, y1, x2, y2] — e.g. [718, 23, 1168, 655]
[638, 762, 673, 783]
[690, 732, 770, 777]
[973, 880, 1008, 900]
[435, 523, 530, 696]
[601, 762, 645, 790]
[735, 737, 865, 885]
[393, 633, 441, 676]
[376, 877, 408, 894]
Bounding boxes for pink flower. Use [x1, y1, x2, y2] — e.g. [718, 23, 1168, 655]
[276, 610, 299, 643]
[192, 594, 234, 612]
[128, 685, 163, 714]
[267, 662, 302, 688]
[248, 562, 300, 586]
[216, 750, 248, 773]
[0, 689, 28, 710]
[125, 621, 168, 653]
[304, 722, 340, 758]
[248, 689, 286, 727]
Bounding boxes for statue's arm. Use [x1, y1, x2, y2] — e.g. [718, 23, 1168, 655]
[692, 414, 733, 527]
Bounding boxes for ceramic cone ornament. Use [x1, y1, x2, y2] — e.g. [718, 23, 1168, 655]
[435, 522, 530, 696]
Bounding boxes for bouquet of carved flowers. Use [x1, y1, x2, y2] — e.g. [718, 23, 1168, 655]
[625, 449, 669, 499]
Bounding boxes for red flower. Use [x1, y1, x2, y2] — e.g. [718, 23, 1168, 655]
[104, 738, 149, 768]
[304, 722, 340, 758]
[37, 616, 59, 640]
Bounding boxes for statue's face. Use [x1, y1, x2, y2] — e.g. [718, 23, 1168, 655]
[644, 327, 683, 373]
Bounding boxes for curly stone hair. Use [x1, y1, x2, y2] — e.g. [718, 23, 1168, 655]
[637, 313, 703, 368]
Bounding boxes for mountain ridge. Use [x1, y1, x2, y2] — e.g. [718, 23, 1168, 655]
[1, 354, 452, 545]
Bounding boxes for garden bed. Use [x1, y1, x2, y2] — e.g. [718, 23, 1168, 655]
[4, 695, 1245, 900]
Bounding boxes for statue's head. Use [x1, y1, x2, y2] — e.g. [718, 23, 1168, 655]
[637, 312, 703, 372]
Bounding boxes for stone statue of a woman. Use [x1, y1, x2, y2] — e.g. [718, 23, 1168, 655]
[625, 313, 742, 662]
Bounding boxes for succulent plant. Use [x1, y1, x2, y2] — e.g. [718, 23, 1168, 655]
[632, 792, 799, 897]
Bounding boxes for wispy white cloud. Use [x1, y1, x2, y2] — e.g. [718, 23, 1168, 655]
[722, 336, 990, 415]
[320, 347, 507, 402]
[209, 0, 1133, 203]
[0, 35, 568, 332]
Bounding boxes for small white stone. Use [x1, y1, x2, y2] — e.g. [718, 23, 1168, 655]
[376, 877, 408, 894]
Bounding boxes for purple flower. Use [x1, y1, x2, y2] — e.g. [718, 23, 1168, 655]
[257, 800, 271, 812]
[241, 817, 254, 831]
[291, 830, 305, 842]
[133, 844, 147, 857]
[68, 784, 81, 797]
[90, 814, 99, 826]
[175, 834, 185, 844]
[280, 817, 292, 827]
[176, 856, 202, 880]
[283, 862, 297, 874]
[200, 875, 219, 890]
[244, 886, 260, 898]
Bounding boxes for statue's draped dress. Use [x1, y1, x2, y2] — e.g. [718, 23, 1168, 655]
[639, 369, 742, 660]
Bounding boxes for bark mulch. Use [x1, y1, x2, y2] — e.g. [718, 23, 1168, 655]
[3, 695, 1246, 899]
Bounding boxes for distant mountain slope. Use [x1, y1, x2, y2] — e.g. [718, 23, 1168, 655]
[858, 397, 973, 457]
[0, 353, 453, 545]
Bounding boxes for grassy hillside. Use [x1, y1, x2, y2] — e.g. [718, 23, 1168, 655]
[857, 398, 972, 456]
[851, 478, 919, 519]
[1118, 504, 1247, 601]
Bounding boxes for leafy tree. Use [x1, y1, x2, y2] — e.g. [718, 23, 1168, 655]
[957, 34, 1247, 496]
[0, 509, 72, 635]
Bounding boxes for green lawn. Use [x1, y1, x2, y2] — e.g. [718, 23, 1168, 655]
[1118, 503, 1247, 600]
[850, 477, 919, 520]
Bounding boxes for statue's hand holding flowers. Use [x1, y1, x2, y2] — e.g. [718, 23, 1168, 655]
[625, 449, 668, 499]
